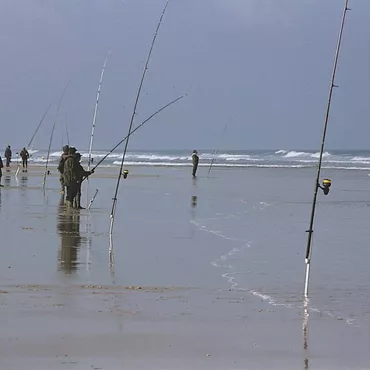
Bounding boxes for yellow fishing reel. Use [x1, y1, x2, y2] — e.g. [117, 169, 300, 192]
[123, 169, 129, 179]
[321, 178, 331, 195]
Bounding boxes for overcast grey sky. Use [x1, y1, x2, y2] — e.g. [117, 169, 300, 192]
[0, 0, 369, 151]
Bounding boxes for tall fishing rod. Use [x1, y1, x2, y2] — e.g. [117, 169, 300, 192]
[86, 51, 111, 207]
[43, 81, 70, 189]
[304, 0, 350, 297]
[65, 116, 70, 146]
[27, 102, 53, 150]
[109, 0, 171, 235]
[81, 94, 184, 182]
[15, 102, 53, 177]
[87, 51, 111, 171]
[207, 122, 229, 177]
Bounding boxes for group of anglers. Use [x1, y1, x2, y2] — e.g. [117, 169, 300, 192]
[0, 146, 30, 186]
[58, 145, 93, 209]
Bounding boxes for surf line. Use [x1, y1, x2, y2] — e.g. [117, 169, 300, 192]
[43, 80, 70, 189]
[304, 0, 350, 297]
[109, 0, 172, 236]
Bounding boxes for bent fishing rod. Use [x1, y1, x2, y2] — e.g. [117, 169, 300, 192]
[65, 116, 70, 146]
[27, 102, 53, 150]
[86, 51, 111, 207]
[15, 102, 53, 177]
[109, 0, 171, 235]
[81, 94, 184, 182]
[304, 0, 350, 297]
[43, 81, 70, 189]
[87, 50, 111, 172]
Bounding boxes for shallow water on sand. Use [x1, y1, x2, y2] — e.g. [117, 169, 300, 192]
[0, 166, 370, 369]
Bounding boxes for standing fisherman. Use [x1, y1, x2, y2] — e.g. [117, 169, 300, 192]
[73, 152, 92, 209]
[20, 147, 29, 170]
[192, 150, 199, 177]
[4, 146, 12, 168]
[0, 155, 3, 186]
[57, 145, 69, 194]
[63, 147, 77, 207]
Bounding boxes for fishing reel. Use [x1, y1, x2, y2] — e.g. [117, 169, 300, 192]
[318, 178, 331, 195]
[123, 169, 129, 179]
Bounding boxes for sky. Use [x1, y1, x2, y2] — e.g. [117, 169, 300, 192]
[0, 0, 369, 151]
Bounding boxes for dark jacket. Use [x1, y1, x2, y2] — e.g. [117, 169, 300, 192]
[4, 147, 11, 159]
[20, 149, 29, 160]
[57, 153, 69, 174]
[192, 153, 199, 166]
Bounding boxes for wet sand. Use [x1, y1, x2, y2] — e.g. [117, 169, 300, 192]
[1, 165, 370, 369]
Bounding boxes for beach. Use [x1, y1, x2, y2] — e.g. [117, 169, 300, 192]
[1, 163, 370, 369]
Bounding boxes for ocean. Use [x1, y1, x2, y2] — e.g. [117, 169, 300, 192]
[19, 148, 370, 170]
[1, 152, 370, 368]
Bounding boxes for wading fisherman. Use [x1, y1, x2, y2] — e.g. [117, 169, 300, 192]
[0, 155, 3, 186]
[192, 150, 199, 177]
[63, 147, 78, 207]
[20, 147, 29, 170]
[4, 146, 12, 168]
[57, 145, 69, 194]
[73, 152, 92, 209]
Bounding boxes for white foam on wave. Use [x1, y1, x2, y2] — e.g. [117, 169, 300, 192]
[275, 149, 288, 154]
[284, 150, 330, 158]
[351, 156, 370, 162]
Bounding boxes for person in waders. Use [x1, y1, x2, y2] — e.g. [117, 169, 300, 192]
[4, 146, 11, 168]
[20, 147, 29, 170]
[192, 150, 199, 177]
[57, 145, 69, 195]
[0, 156, 3, 187]
[63, 147, 78, 207]
[73, 152, 92, 209]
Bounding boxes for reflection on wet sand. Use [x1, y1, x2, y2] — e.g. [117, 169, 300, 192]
[57, 196, 82, 273]
[109, 234, 115, 281]
[21, 175, 28, 186]
[4, 174, 11, 187]
[303, 297, 309, 370]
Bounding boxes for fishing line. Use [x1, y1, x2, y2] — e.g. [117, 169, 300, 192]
[81, 94, 185, 182]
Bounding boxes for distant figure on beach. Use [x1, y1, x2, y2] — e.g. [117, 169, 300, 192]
[20, 147, 29, 170]
[57, 145, 70, 195]
[192, 150, 199, 177]
[4, 145, 12, 167]
[0, 155, 3, 187]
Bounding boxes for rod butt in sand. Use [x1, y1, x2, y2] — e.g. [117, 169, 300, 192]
[87, 189, 99, 210]
[304, 260, 310, 297]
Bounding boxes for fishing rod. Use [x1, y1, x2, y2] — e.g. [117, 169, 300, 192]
[27, 102, 53, 150]
[87, 189, 99, 210]
[43, 81, 70, 189]
[87, 51, 111, 172]
[81, 94, 184, 182]
[86, 51, 111, 207]
[15, 102, 53, 177]
[109, 0, 171, 235]
[65, 116, 70, 146]
[207, 122, 229, 177]
[304, 0, 350, 297]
